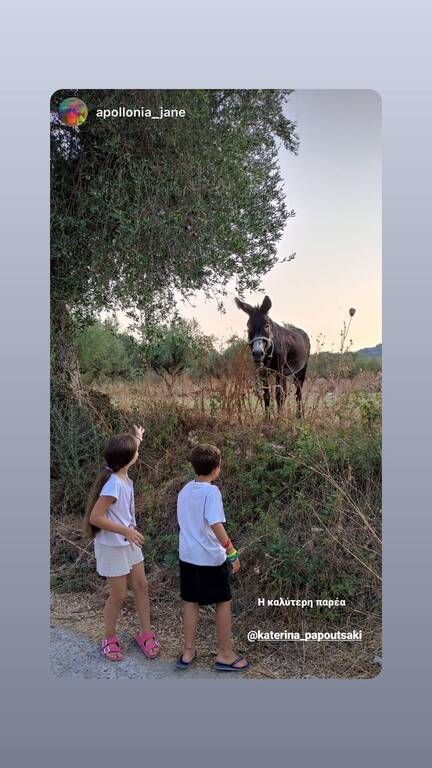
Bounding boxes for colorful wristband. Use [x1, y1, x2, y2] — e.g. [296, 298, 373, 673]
[227, 549, 238, 561]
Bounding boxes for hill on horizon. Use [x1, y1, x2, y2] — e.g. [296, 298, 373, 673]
[354, 343, 382, 357]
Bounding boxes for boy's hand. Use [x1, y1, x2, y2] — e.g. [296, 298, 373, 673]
[124, 528, 144, 546]
[231, 558, 240, 574]
[132, 424, 145, 441]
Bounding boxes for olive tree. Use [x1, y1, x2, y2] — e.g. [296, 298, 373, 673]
[51, 88, 299, 397]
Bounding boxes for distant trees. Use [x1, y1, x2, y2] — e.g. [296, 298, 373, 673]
[307, 351, 381, 379]
[75, 319, 145, 383]
[75, 319, 382, 386]
[75, 318, 216, 391]
[140, 319, 215, 394]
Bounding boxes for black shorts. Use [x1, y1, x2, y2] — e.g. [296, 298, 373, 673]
[179, 559, 232, 605]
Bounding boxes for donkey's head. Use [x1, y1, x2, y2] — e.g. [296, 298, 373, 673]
[235, 295, 274, 365]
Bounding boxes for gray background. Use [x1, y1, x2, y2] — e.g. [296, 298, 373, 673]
[1, 1, 431, 765]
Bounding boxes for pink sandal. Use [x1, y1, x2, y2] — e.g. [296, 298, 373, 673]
[100, 636, 123, 661]
[135, 631, 161, 659]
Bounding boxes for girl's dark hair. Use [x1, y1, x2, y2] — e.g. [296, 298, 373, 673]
[83, 433, 138, 539]
[189, 443, 221, 476]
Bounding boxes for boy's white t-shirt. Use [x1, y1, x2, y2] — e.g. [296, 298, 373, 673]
[94, 473, 136, 547]
[177, 480, 226, 566]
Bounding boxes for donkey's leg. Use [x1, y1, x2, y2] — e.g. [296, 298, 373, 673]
[260, 370, 271, 416]
[276, 372, 287, 412]
[294, 364, 307, 418]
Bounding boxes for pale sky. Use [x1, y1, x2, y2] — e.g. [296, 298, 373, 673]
[114, 90, 382, 352]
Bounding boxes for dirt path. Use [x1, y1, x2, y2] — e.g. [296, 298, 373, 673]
[50, 625, 247, 680]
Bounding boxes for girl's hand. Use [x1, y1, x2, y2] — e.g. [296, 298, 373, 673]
[125, 528, 144, 546]
[231, 558, 240, 574]
[132, 424, 145, 441]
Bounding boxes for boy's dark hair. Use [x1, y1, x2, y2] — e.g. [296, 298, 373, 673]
[189, 443, 221, 476]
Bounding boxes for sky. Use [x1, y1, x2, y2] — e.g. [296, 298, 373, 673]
[114, 90, 382, 352]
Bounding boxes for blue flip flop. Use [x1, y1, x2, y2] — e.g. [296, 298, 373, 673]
[213, 656, 250, 672]
[176, 651, 197, 670]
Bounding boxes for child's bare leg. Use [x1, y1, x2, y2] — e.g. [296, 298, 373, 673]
[104, 576, 127, 658]
[215, 600, 248, 668]
[182, 601, 199, 662]
[129, 562, 152, 634]
[129, 562, 160, 658]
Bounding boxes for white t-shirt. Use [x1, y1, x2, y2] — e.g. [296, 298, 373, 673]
[177, 480, 226, 566]
[94, 473, 136, 547]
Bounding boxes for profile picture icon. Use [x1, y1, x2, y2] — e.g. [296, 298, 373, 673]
[58, 97, 88, 127]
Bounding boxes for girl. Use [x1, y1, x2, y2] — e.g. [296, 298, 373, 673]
[83, 425, 160, 661]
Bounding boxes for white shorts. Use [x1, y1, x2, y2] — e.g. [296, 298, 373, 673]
[94, 541, 144, 578]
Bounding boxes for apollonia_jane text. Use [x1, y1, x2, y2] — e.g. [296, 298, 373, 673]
[96, 107, 187, 119]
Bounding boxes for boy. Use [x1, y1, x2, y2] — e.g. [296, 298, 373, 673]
[176, 443, 249, 672]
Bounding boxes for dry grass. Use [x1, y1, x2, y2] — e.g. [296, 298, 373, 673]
[96, 365, 381, 426]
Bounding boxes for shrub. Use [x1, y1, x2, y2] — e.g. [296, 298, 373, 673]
[75, 320, 141, 382]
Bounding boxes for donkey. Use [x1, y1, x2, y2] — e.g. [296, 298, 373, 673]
[235, 295, 310, 417]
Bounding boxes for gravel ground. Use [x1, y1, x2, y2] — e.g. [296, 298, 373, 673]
[50, 626, 246, 680]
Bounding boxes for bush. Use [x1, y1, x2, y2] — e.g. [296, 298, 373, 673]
[142, 319, 216, 391]
[75, 320, 146, 383]
[308, 351, 381, 379]
[50, 563, 97, 593]
[50, 385, 127, 517]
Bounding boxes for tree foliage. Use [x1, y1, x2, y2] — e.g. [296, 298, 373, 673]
[142, 318, 215, 391]
[75, 319, 145, 382]
[51, 89, 298, 324]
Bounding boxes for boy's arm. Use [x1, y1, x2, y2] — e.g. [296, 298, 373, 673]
[211, 522, 240, 573]
[210, 522, 236, 555]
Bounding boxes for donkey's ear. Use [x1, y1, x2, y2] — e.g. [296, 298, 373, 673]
[260, 295, 272, 314]
[235, 297, 253, 315]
